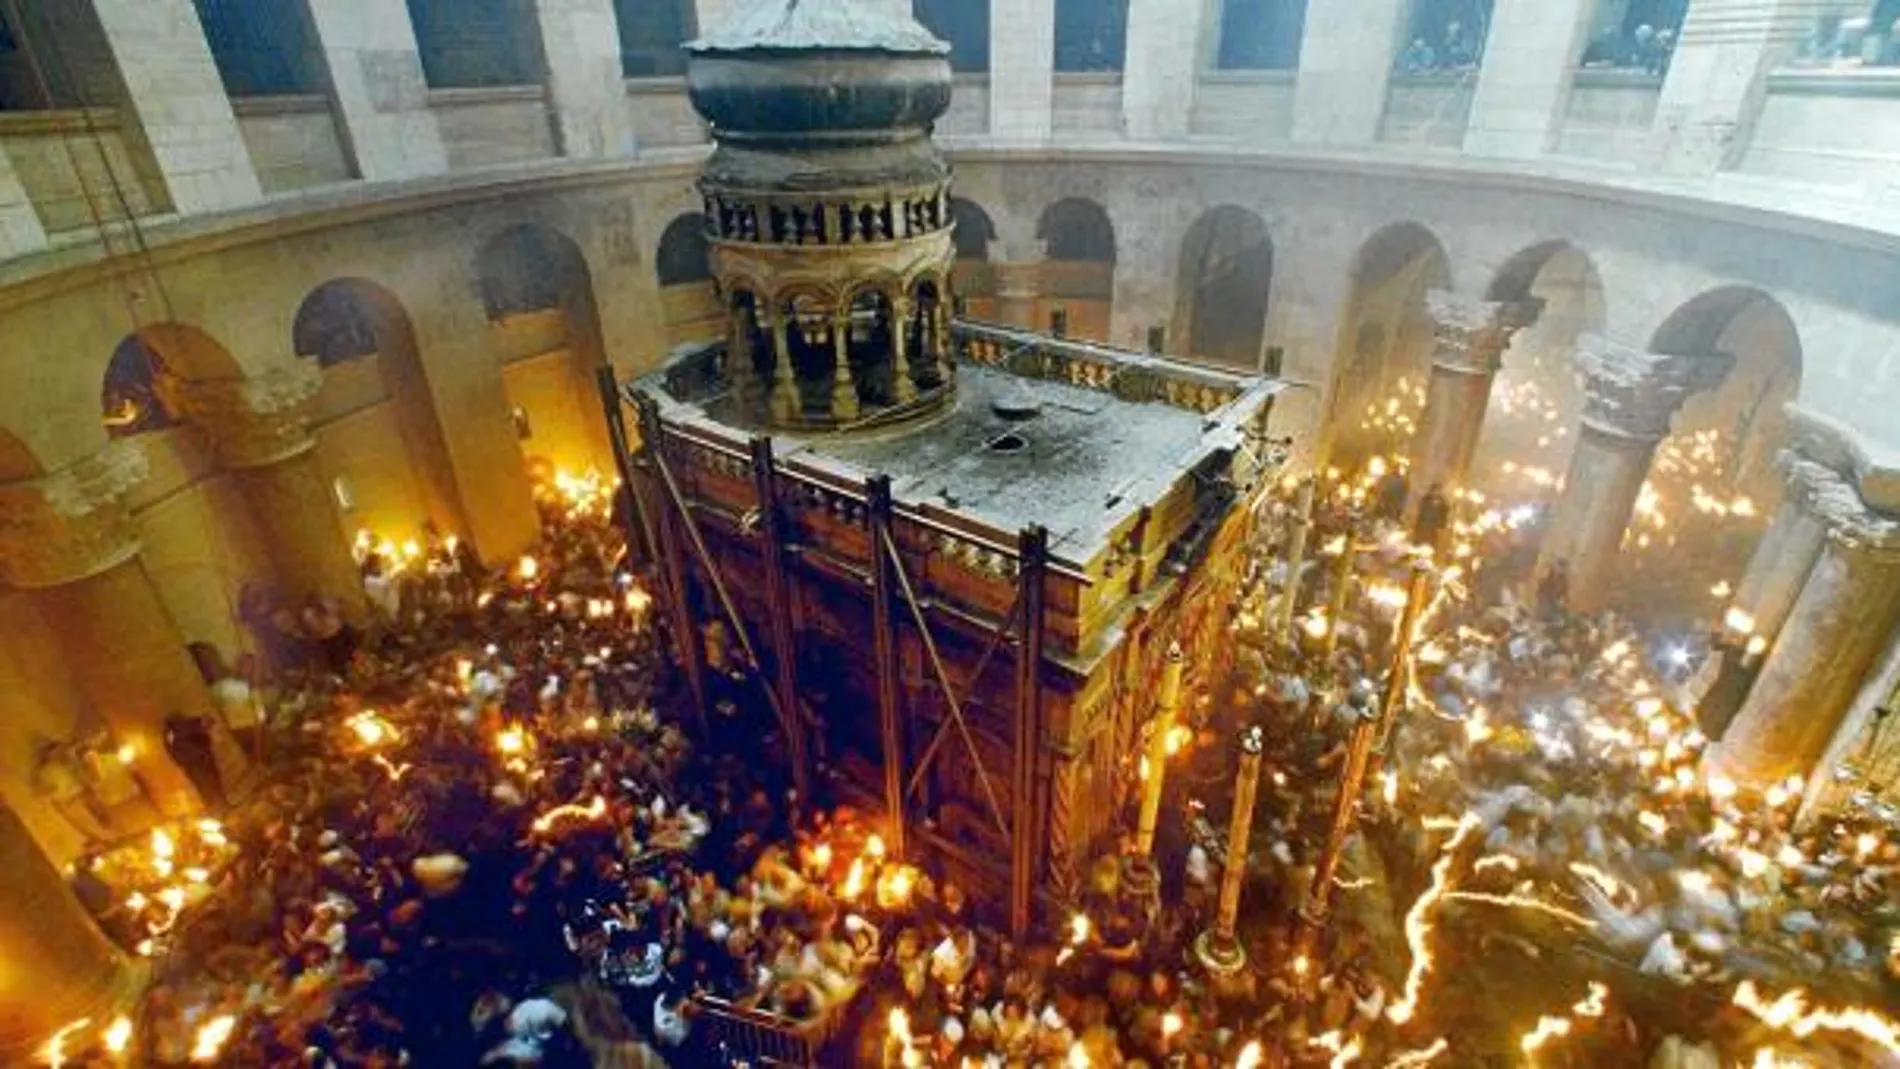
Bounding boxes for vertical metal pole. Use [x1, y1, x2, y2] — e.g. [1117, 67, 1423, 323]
[1011, 524, 1049, 940]
[1293, 697, 1379, 988]
[634, 396, 709, 741]
[750, 436, 809, 809]
[867, 475, 906, 857]
[1318, 513, 1361, 661]
[1273, 477, 1316, 641]
[594, 365, 651, 564]
[1376, 561, 1434, 756]
[1195, 725, 1265, 980]
[1135, 644, 1185, 860]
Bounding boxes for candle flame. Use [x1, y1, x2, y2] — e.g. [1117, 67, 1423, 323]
[102, 1015, 133, 1055]
[531, 795, 609, 833]
[191, 1015, 236, 1063]
[1388, 812, 1483, 1024]
[1732, 980, 1900, 1055]
[38, 1017, 90, 1069]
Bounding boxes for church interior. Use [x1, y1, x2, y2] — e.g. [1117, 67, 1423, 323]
[4, 0, 1900, 1065]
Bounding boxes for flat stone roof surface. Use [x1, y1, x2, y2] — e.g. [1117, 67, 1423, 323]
[770, 364, 1218, 559]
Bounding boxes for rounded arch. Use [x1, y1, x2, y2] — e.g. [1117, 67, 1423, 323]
[296, 277, 468, 542]
[294, 280, 381, 368]
[949, 197, 997, 261]
[103, 324, 245, 440]
[656, 212, 713, 288]
[0, 429, 46, 482]
[477, 222, 594, 320]
[1616, 286, 1804, 615]
[102, 336, 177, 439]
[1650, 286, 1803, 493]
[1328, 222, 1454, 463]
[1172, 204, 1274, 370]
[1469, 240, 1608, 498]
[1036, 197, 1116, 263]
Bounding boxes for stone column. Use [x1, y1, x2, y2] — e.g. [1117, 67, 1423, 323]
[768, 312, 799, 422]
[990, 0, 1056, 141]
[0, 444, 212, 816]
[1407, 292, 1539, 498]
[90, 0, 262, 213]
[0, 801, 139, 1061]
[1122, 0, 1212, 141]
[166, 365, 365, 618]
[1463, 0, 1595, 158]
[830, 313, 860, 421]
[1291, 0, 1410, 145]
[1724, 451, 1836, 644]
[1648, 0, 1807, 174]
[889, 293, 917, 403]
[305, 0, 450, 181]
[1709, 485, 1900, 788]
[1535, 335, 1732, 611]
[531, 0, 637, 158]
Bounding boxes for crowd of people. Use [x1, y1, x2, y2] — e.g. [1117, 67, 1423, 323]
[33, 440, 1900, 1067]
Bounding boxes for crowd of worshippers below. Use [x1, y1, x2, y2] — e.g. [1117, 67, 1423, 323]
[37, 463, 1900, 1068]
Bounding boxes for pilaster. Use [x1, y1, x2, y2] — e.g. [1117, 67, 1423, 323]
[1462, 0, 1595, 158]
[305, 0, 450, 181]
[532, 0, 638, 158]
[1122, 0, 1212, 141]
[990, 0, 1056, 141]
[1290, 0, 1409, 146]
[90, 0, 263, 213]
[1648, 0, 1808, 174]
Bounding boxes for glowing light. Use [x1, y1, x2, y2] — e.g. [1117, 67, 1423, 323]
[1066, 1040, 1091, 1068]
[1474, 854, 1521, 875]
[1519, 1015, 1572, 1054]
[517, 555, 539, 581]
[1442, 891, 1595, 929]
[1161, 1012, 1183, 1038]
[38, 1017, 90, 1069]
[888, 1007, 910, 1042]
[1388, 812, 1483, 1024]
[1308, 1030, 1364, 1068]
[1386, 1039, 1449, 1067]
[1381, 770, 1399, 805]
[531, 795, 609, 833]
[1638, 811, 1669, 837]
[496, 726, 527, 756]
[1732, 980, 1900, 1055]
[348, 711, 396, 748]
[1569, 862, 1629, 902]
[1725, 607, 1756, 635]
[1858, 832, 1880, 859]
[191, 1016, 236, 1063]
[1463, 708, 1494, 746]
[1574, 982, 1609, 1017]
[102, 1016, 133, 1055]
[1707, 773, 1737, 801]
[1303, 613, 1330, 639]
[1235, 1040, 1265, 1069]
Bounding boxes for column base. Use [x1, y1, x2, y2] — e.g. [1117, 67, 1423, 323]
[1192, 929, 1249, 991]
[1117, 854, 1162, 923]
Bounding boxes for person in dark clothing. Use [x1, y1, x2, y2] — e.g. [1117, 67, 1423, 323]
[164, 710, 226, 810]
[1372, 467, 1409, 523]
[1412, 483, 1451, 550]
[1536, 559, 1571, 618]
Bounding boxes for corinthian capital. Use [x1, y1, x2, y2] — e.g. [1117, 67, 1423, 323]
[1779, 449, 1900, 558]
[1424, 291, 1541, 376]
[0, 442, 149, 588]
[1573, 333, 1733, 442]
[162, 363, 323, 470]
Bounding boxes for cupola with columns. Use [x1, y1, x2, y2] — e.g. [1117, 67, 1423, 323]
[686, 0, 958, 430]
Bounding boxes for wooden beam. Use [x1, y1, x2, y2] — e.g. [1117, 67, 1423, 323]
[749, 435, 809, 809]
[593, 365, 652, 565]
[1011, 524, 1049, 939]
[866, 475, 907, 856]
[633, 395, 709, 741]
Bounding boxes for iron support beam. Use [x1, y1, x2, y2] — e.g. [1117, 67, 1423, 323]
[1011, 524, 1049, 939]
[867, 475, 907, 857]
[749, 436, 810, 809]
[633, 395, 709, 740]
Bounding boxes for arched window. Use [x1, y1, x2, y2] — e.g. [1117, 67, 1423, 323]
[1215, 0, 1310, 70]
[405, 0, 538, 88]
[656, 213, 713, 288]
[1054, 0, 1128, 72]
[1036, 198, 1116, 263]
[479, 226, 571, 318]
[102, 338, 176, 439]
[294, 282, 381, 368]
[949, 199, 997, 261]
[916, 0, 990, 72]
[615, 0, 694, 77]
[193, 0, 322, 96]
